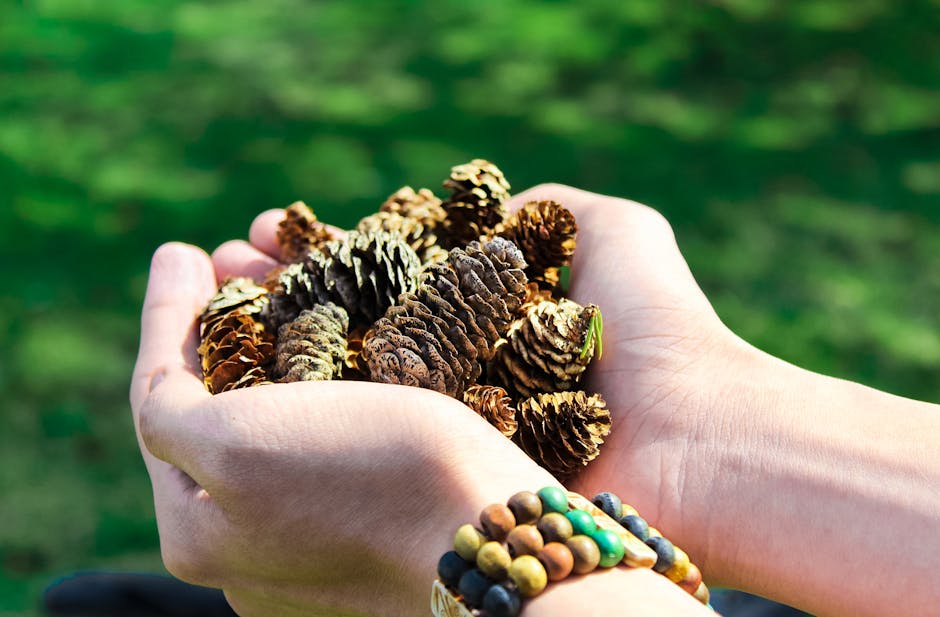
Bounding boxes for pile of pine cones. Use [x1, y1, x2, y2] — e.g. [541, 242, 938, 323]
[197, 160, 610, 479]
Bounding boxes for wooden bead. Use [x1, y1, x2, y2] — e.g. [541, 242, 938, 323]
[618, 514, 650, 542]
[480, 504, 516, 541]
[508, 555, 548, 597]
[620, 503, 639, 518]
[537, 512, 573, 543]
[477, 541, 511, 580]
[537, 542, 574, 581]
[664, 546, 691, 583]
[506, 524, 544, 558]
[438, 551, 474, 589]
[483, 584, 522, 617]
[458, 568, 494, 609]
[591, 492, 622, 519]
[693, 581, 710, 605]
[565, 534, 600, 574]
[678, 562, 703, 595]
[537, 486, 568, 514]
[646, 536, 675, 574]
[507, 491, 542, 525]
[454, 524, 487, 561]
[564, 509, 597, 536]
[591, 529, 625, 568]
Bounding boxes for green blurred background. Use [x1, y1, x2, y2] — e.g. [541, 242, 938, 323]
[2, 0, 939, 613]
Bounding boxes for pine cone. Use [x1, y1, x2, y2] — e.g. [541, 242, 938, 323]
[200, 277, 269, 332]
[513, 391, 611, 478]
[198, 312, 275, 394]
[266, 230, 421, 331]
[274, 304, 348, 382]
[380, 186, 446, 228]
[463, 384, 517, 437]
[490, 298, 601, 399]
[356, 211, 444, 267]
[277, 201, 339, 264]
[519, 282, 553, 316]
[361, 237, 528, 398]
[499, 200, 577, 292]
[439, 159, 511, 249]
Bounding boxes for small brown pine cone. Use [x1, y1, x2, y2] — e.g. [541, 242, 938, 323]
[513, 391, 611, 478]
[499, 200, 577, 292]
[266, 230, 421, 331]
[361, 237, 528, 398]
[276, 201, 340, 264]
[380, 186, 446, 228]
[439, 159, 511, 249]
[356, 211, 443, 267]
[200, 277, 270, 332]
[490, 299, 601, 399]
[274, 303, 349, 382]
[343, 325, 370, 380]
[519, 282, 553, 316]
[464, 384, 518, 438]
[198, 312, 275, 394]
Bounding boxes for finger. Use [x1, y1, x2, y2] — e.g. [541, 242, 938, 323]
[211, 240, 280, 282]
[249, 207, 348, 262]
[130, 242, 216, 414]
[248, 209, 287, 260]
[507, 183, 705, 304]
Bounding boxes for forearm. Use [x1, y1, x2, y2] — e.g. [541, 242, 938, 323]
[696, 341, 940, 616]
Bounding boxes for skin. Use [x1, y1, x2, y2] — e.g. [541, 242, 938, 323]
[131, 184, 940, 616]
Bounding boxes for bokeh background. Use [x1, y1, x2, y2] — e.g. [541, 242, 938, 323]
[2, 0, 939, 614]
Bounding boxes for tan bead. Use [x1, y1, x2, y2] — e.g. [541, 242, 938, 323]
[476, 541, 511, 580]
[693, 581, 710, 605]
[507, 491, 543, 525]
[537, 542, 574, 581]
[508, 555, 548, 597]
[506, 524, 544, 557]
[678, 562, 703, 595]
[537, 512, 573, 544]
[480, 503, 516, 541]
[454, 524, 487, 561]
[664, 546, 691, 583]
[620, 503, 639, 518]
[565, 534, 601, 574]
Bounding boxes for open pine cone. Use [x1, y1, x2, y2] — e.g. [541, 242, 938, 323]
[463, 384, 517, 438]
[490, 298, 600, 399]
[277, 201, 340, 264]
[513, 391, 610, 478]
[439, 159, 511, 249]
[498, 200, 577, 292]
[266, 229, 421, 331]
[198, 312, 275, 394]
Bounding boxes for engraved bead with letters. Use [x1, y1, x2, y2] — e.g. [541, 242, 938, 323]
[591, 492, 622, 519]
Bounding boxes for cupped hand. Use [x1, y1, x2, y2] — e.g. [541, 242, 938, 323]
[130, 239, 559, 617]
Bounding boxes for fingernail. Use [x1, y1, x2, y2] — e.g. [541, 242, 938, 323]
[149, 369, 166, 393]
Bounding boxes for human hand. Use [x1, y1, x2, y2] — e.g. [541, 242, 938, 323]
[129, 240, 561, 616]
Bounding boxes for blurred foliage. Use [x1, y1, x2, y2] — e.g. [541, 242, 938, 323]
[2, 0, 939, 613]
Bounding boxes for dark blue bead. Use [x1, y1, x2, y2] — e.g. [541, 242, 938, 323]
[619, 514, 650, 542]
[591, 492, 622, 519]
[438, 551, 474, 589]
[458, 568, 495, 609]
[646, 536, 676, 574]
[482, 584, 522, 617]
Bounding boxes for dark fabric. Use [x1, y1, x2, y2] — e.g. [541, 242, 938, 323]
[44, 572, 237, 617]
[711, 589, 810, 617]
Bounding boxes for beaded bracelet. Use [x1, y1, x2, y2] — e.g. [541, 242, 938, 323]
[431, 487, 712, 617]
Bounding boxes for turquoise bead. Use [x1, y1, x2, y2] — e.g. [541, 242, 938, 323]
[537, 486, 568, 514]
[564, 509, 597, 536]
[591, 529, 625, 568]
